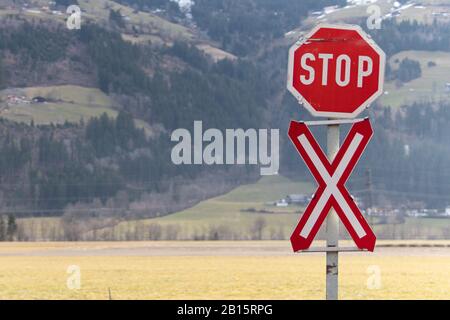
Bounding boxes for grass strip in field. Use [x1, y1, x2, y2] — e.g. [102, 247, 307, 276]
[0, 241, 448, 299]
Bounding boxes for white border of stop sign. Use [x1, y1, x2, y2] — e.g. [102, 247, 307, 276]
[287, 24, 386, 119]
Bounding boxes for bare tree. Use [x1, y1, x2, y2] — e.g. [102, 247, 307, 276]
[164, 224, 180, 240]
[250, 217, 267, 240]
[208, 224, 234, 240]
[148, 223, 162, 240]
[269, 225, 285, 240]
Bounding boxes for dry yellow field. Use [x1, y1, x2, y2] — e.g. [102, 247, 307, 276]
[0, 241, 448, 300]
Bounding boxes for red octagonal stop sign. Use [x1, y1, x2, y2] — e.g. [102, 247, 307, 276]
[287, 24, 385, 118]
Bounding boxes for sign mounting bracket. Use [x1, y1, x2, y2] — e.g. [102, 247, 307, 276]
[303, 117, 368, 126]
[296, 246, 368, 253]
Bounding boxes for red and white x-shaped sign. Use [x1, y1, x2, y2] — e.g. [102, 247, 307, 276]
[288, 118, 376, 252]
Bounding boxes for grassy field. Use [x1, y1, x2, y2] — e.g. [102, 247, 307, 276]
[196, 44, 237, 62]
[0, 241, 448, 299]
[14, 175, 440, 241]
[0, 85, 115, 123]
[93, 175, 313, 240]
[100, 175, 450, 240]
[396, 0, 450, 24]
[381, 51, 450, 108]
[303, 0, 392, 28]
[0, 85, 153, 134]
[16, 175, 311, 240]
[78, 0, 195, 43]
[0, 0, 234, 61]
[16, 175, 450, 241]
[0, 0, 194, 43]
[81, 0, 235, 60]
[299, 0, 450, 30]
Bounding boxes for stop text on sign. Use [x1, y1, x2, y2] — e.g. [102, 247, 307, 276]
[287, 24, 386, 118]
[299, 53, 373, 88]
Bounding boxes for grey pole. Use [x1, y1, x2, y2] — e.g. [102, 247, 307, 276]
[326, 122, 340, 300]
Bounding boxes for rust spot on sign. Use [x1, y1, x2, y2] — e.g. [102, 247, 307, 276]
[327, 264, 338, 275]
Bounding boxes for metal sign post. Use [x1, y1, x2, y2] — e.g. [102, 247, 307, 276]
[286, 23, 386, 300]
[288, 118, 376, 300]
[326, 122, 339, 300]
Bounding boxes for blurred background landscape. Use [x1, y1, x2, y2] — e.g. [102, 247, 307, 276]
[0, 0, 448, 299]
[0, 0, 448, 241]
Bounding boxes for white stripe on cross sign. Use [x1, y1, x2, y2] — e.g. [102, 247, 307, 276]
[287, 118, 376, 252]
[298, 132, 366, 238]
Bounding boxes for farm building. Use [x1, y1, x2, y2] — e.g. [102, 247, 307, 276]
[275, 199, 288, 207]
[32, 96, 47, 103]
[286, 194, 309, 205]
